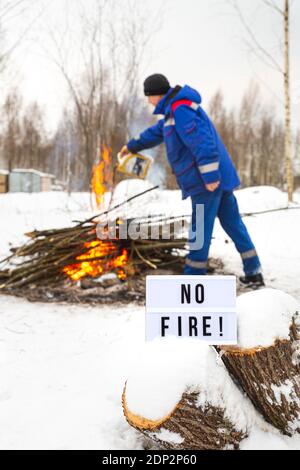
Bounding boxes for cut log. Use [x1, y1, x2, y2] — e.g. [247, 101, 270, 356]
[122, 386, 246, 450]
[122, 341, 250, 450]
[220, 291, 300, 436]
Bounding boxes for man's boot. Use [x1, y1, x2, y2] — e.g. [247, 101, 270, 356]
[239, 273, 265, 289]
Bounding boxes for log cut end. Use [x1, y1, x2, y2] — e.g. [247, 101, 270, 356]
[122, 384, 178, 431]
[220, 289, 300, 436]
[122, 340, 248, 450]
[122, 383, 246, 450]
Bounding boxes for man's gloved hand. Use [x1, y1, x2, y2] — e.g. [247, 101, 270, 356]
[119, 145, 130, 158]
[205, 181, 220, 192]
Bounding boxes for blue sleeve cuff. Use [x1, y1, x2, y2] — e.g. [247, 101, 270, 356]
[200, 170, 221, 185]
[127, 139, 143, 154]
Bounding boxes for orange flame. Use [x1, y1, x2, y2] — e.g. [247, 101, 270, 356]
[92, 145, 113, 209]
[63, 240, 128, 282]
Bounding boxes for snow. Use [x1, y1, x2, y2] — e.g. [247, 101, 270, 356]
[150, 429, 184, 445]
[111, 179, 157, 205]
[0, 295, 145, 450]
[0, 192, 94, 260]
[1, 185, 300, 449]
[241, 427, 300, 451]
[125, 338, 257, 432]
[234, 186, 288, 214]
[236, 289, 299, 349]
[271, 381, 295, 405]
[11, 169, 55, 178]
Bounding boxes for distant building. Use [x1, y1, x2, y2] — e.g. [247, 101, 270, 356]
[8, 169, 55, 193]
[0, 170, 9, 193]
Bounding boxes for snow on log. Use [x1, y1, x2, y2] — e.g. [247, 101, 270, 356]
[220, 289, 300, 436]
[122, 340, 252, 450]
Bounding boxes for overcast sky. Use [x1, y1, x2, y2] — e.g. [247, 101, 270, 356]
[3, 0, 300, 132]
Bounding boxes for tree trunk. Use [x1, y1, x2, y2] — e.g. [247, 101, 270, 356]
[284, 0, 294, 202]
[122, 387, 246, 450]
[67, 126, 72, 196]
[220, 320, 300, 436]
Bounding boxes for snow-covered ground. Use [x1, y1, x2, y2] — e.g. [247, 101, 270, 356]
[0, 184, 300, 449]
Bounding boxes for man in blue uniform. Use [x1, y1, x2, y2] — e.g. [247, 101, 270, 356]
[120, 74, 264, 287]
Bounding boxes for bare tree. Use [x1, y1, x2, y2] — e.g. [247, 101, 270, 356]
[228, 0, 294, 201]
[208, 83, 286, 189]
[0, 88, 52, 171]
[0, 0, 44, 73]
[1, 89, 22, 170]
[43, 0, 162, 190]
[209, 90, 239, 170]
[295, 129, 300, 185]
[21, 101, 51, 170]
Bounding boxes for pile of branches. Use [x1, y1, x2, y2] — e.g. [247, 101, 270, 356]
[0, 187, 189, 298]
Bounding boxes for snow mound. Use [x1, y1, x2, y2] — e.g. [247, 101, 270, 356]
[241, 422, 300, 450]
[111, 180, 159, 205]
[235, 186, 288, 214]
[237, 289, 299, 349]
[0, 191, 92, 215]
[126, 338, 256, 432]
[109, 181, 188, 221]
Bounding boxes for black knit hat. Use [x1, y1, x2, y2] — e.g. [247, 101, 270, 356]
[144, 74, 171, 96]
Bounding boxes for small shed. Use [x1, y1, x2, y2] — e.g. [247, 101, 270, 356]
[9, 169, 55, 193]
[0, 170, 9, 193]
[40, 173, 54, 191]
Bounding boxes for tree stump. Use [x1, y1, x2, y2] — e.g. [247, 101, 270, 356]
[122, 385, 246, 450]
[220, 320, 300, 436]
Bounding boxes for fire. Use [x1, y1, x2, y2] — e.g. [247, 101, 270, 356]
[63, 240, 128, 282]
[64, 146, 126, 282]
[92, 145, 114, 209]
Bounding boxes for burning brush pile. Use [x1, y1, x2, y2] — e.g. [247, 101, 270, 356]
[0, 187, 201, 304]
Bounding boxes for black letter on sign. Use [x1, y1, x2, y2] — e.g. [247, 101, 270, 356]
[196, 284, 205, 304]
[178, 316, 182, 337]
[189, 317, 198, 337]
[181, 284, 191, 304]
[203, 316, 212, 337]
[161, 317, 170, 337]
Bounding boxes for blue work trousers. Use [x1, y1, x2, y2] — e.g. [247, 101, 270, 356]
[184, 189, 262, 276]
